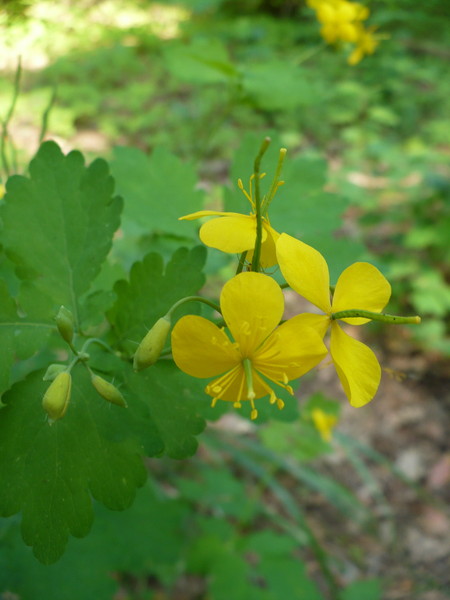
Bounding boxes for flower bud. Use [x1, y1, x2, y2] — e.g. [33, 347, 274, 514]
[55, 306, 74, 344]
[91, 374, 127, 407]
[42, 371, 72, 423]
[133, 316, 171, 372]
[43, 363, 67, 381]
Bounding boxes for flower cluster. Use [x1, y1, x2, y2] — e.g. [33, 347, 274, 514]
[307, 0, 380, 64]
[136, 141, 419, 420]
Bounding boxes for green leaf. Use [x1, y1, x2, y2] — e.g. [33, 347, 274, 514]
[110, 145, 204, 238]
[270, 156, 347, 245]
[176, 462, 257, 521]
[0, 279, 53, 398]
[260, 420, 333, 462]
[0, 481, 189, 600]
[164, 38, 238, 84]
[258, 554, 324, 600]
[340, 579, 382, 600]
[125, 360, 206, 460]
[0, 367, 148, 564]
[243, 63, 318, 111]
[0, 141, 122, 325]
[411, 270, 450, 317]
[107, 246, 206, 354]
[83, 349, 207, 459]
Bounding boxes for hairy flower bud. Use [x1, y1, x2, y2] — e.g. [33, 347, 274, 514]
[133, 316, 171, 372]
[43, 363, 67, 381]
[91, 374, 127, 407]
[42, 371, 72, 423]
[55, 306, 74, 344]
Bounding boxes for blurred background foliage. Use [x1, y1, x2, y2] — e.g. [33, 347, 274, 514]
[1, 0, 448, 353]
[0, 0, 449, 598]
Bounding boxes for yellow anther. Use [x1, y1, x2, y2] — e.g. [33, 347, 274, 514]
[250, 408, 258, 420]
[233, 401, 242, 408]
[276, 398, 285, 410]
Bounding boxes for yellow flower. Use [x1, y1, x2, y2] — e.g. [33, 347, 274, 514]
[311, 408, 338, 442]
[313, 0, 369, 44]
[276, 233, 391, 407]
[179, 175, 280, 268]
[171, 272, 327, 419]
[348, 27, 379, 64]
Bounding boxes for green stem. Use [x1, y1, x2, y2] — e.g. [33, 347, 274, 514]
[236, 250, 248, 275]
[166, 295, 221, 318]
[331, 309, 421, 324]
[80, 337, 115, 354]
[67, 340, 78, 356]
[39, 84, 57, 145]
[1, 57, 22, 178]
[294, 42, 326, 66]
[261, 147, 287, 215]
[251, 137, 271, 273]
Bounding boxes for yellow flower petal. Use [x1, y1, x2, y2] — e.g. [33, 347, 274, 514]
[330, 322, 381, 407]
[332, 262, 391, 324]
[179, 210, 243, 221]
[285, 312, 330, 338]
[221, 272, 284, 357]
[199, 214, 267, 254]
[253, 314, 328, 381]
[171, 315, 240, 378]
[276, 234, 332, 314]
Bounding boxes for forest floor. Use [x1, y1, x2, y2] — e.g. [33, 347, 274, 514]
[299, 323, 450, 600]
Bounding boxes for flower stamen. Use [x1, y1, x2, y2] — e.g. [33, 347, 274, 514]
[206, 365, 241, 401]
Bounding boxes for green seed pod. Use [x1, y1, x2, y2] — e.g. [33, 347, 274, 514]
[91, 374, 127, 408]
[43, 363, 67, 381]
[133, 316, 171, 372]
[42, 371, 72, 423]
[55, 306, 74, 344]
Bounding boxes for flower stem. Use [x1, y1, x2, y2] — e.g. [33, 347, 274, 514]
[236, 250, 248, 274]
[251, 137, 271, 272]
[331, 309, 421, 324]
[80, 337, 115, 354]
[167, 295, 221, 317]
[261, 147, 287, 215]
[1, 56, 21, 178]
